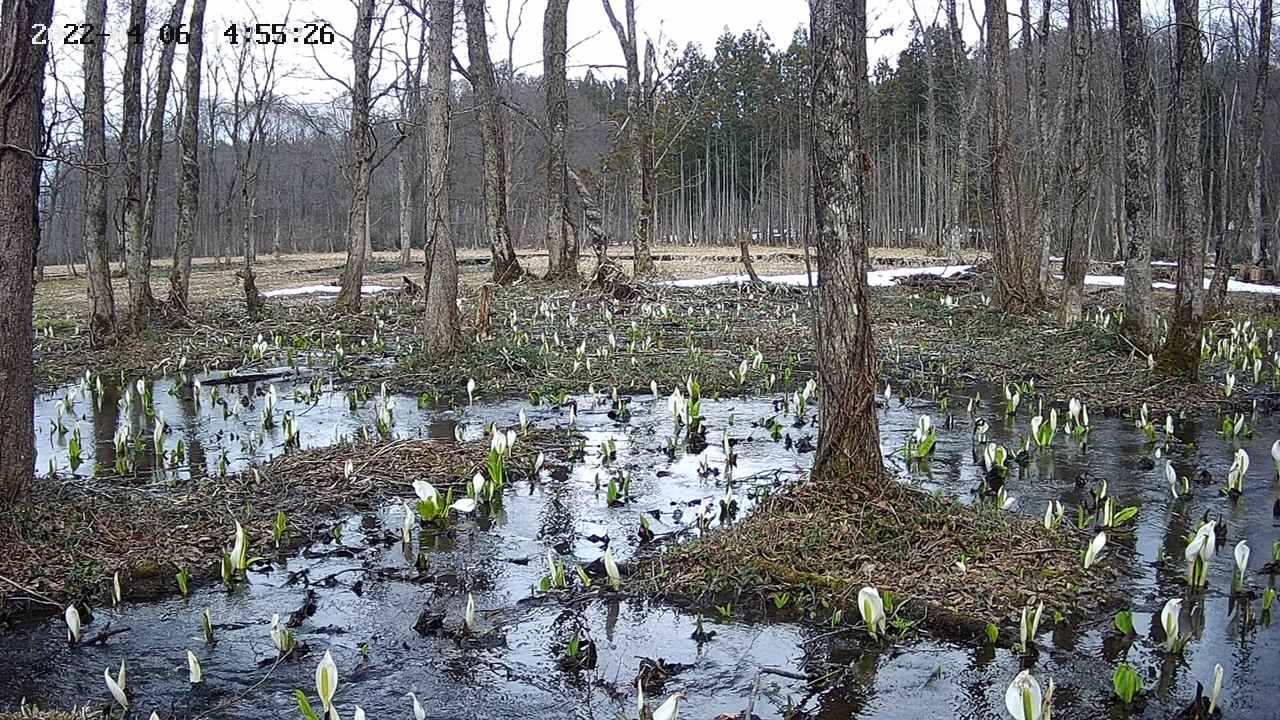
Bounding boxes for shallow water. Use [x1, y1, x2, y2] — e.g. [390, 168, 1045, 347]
[6, 377, 1279, 719]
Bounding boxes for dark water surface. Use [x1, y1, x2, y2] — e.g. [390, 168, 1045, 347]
[5, 375, 1277, 719]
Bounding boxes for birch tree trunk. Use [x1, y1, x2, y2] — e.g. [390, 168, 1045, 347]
[1160, 0, 1206, 376]
[0, 0, 55, 502]
[809, 0, 883, 480]
[335, 0, 375, 311]
[1117, 0, 1155, 350]
[543, 0, 578, 279]
[463, 0, 524, 284]
[169, 0, 206, 312]
[985, 0, 1041, 312]
[83, 0, 116, 339]
[122, 0, 153, 322]
[423, 0, 462, 355]
[1058, 0, 1092, 326]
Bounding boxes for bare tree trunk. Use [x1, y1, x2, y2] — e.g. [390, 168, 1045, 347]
[398, 152, 412, 266]
[1117, 0, 1155, 350]
[122, 0, 153, 323]
[809, 0, 883, 480]
[423, 0, 461, 355]
[83, 0, 116, 339]
[1160, 0, 1205, 377]
[602, 0, 653, 275]
[142, 0, 186, 263]
[169, 0, 206, 312]
[1246, 0, 1273, 269]
[1058, 0, 1092, 325]
[335, 0, 375, 311]
[543, 0, 577, 280]
[463, 0, 524, 284]
[0, 0, 55, 502]
[986, 0, 1041, 312]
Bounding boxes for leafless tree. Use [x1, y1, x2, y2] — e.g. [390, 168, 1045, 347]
[543, 0, 577, 279]
[141, 0, 187, 269]
[0, 0, 56, 502]
[423, 0, 461, 354]
[1058, 0, 1092, 325]
[809, 0, 882, 479]
[168, 0, 207, 311]
[1117, 0, 1155, 350]
[83, 0, 117, 339]
[985, 0, 1041, 312]
[335, 0, 381, 311]
[601, 0, 654, 274]
[121, 0, 152, 322]
[1160, 0, 1206, 376]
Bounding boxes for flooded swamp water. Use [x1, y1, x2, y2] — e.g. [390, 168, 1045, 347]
[2, 371, 1277, 719]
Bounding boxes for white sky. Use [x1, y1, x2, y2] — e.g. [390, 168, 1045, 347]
[50, 0, 951, 105]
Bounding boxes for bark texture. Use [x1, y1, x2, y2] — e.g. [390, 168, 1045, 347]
[0, 0, 55, 502]
[602, 0, 654, 275]
[168, 0, 206, 311]
[423, 0, 462, 355]
[543, 0, 578, 279]
[1117, 0, 1155, 350]
[809, 0, 883, 481]
[83, 0, 116, 339]
[464, 0, 524, 284]
[141, 0, 186, 262]
[985, 0, 1041, 313]
[1058, 0, 1091, 326]
[335, 0, 376, 311]
[1160, 0, 1205, 377]
[122, 0, 152, 322]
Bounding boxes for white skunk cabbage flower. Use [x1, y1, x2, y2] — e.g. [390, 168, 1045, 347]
[104, 660, 128, 709]
[466, 378, 476, 404]
[1208, 663, 1224, 714]
[315, 650, 339, 714]
[1234, 540, 1251, 577]
[401, 500, 415, 544]
[65, 605, 82, 643]
[464, 593, 477, 632]
[353, 707, 366, 720]
[1084, 532, 1107, 569]
[1271, 440, 1280, 475]
[857, 586, 887, 639]
[450, 498, 477, 514]
[409, 691, 426, 720]
[604, 547, 621, 590]
[470, 473, 486, 498]
[229, 521, 249, 571]
[1185, 521, 1217, 564]
[187, 650, 203, 684]
[1160, 598, 1182, 651]
[412, 480, 438, 504]
[1004, 670, 1043, 720]
[653, 692, 685, 720]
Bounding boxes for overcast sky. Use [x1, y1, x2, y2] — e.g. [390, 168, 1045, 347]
[48, 0, 978, 106]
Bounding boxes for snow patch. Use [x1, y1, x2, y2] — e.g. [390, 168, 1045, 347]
[663, 265, 973, 289]
[262, 284, 395, 298]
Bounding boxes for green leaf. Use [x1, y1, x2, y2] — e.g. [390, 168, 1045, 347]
[1112, 506, 1139, 527]
[985, 623, 999, 644]
[1113, 664, 1141, 705]
[295, 691, 320, 720]
[1113, 610, 1135, 636]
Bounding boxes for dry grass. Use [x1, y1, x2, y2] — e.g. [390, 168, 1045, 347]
[0, 433, 560, 615]
[634, 470, 1118, 637]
